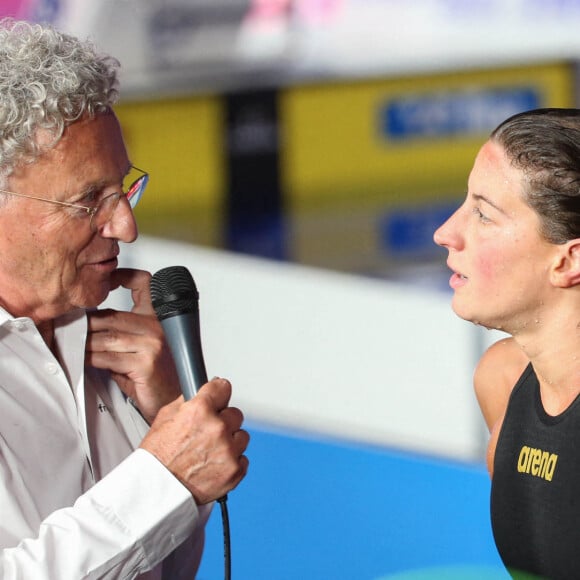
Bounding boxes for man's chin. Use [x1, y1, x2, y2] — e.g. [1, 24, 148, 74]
[76, 283, 113, 310]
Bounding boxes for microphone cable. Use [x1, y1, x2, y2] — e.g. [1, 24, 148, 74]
[218, 495, 231, 580]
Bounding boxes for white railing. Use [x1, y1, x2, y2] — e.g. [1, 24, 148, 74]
[107, 236, 502, 462]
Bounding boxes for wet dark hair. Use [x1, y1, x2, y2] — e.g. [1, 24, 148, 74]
[491, 108, 580, 244]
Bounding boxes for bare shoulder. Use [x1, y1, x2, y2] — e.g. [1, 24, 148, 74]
[474, 336, 528, 432]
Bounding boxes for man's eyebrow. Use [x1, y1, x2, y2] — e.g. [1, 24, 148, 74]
[71, 167, 132, 204]
[70, 180, 108, 204]
[471, 193, 510, 216]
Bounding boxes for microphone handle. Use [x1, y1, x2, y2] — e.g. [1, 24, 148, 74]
[159, 300, 231, 580]
[159, 312, 208, 401]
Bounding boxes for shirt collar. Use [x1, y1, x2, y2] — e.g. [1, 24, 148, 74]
[0, 305, 87, 328]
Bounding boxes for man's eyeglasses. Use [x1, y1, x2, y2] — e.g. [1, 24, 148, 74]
[0, 165, 149, 232]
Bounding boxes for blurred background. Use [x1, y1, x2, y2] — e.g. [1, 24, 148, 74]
[7, 1, 580, 578]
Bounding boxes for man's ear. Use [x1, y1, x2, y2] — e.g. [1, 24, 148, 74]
[551, 239, 580, 287]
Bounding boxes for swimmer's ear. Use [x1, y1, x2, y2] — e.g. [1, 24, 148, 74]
[550, 239, 580, 288]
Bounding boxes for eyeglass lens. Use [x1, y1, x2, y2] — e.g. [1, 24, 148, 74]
[90, 174, 147, 230]
[127, 173, 148, 209]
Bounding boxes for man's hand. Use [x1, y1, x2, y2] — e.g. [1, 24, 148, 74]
[86, 268, 180, 423]
[140, 378, 250, 504]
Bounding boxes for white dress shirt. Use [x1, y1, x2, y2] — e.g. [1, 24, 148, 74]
[0, 307, 211, 579]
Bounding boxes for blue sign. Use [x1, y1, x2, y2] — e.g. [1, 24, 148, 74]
[383, 87, 541, 140]
[380, 203, 459, 257]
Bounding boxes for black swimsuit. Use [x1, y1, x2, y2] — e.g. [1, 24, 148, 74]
[491, 363, 580, 579]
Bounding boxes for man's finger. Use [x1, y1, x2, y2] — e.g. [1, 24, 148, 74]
[195, 378, 232, 412]
[110, 268, 154, 315]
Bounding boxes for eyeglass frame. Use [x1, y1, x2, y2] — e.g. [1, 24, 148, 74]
[0, 165, 149, 231]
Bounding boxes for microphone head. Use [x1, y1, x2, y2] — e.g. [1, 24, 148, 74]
[150, 266, 199, 320]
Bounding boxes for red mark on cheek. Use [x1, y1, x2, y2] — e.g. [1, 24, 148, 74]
[475, 250, 506, 283]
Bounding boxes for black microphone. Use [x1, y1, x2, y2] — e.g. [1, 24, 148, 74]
[150, 266, 232, 580]
[150, 265, 207, 400]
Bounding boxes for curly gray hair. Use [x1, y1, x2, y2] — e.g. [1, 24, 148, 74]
[0, 18, 120, 183]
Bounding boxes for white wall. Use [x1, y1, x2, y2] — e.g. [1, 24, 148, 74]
[107, 236, 502, 462]
[50, 0, 580, 97]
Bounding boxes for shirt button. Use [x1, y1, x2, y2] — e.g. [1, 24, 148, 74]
[45, 362, 59, 375]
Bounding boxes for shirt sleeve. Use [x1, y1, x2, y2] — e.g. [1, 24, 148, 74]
[0, 449, 204, 580]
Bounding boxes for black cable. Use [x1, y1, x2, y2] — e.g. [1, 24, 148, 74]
[218, 495, 231, 580]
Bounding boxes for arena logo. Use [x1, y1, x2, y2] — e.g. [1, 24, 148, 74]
[517, 445, 558, 482]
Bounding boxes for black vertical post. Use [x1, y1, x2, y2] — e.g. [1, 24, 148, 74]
[224, 89, 286, 260]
